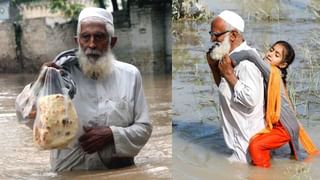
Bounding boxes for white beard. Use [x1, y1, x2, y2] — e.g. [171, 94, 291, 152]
[77, 47, 114, 80]
[210, 34, 231, 61]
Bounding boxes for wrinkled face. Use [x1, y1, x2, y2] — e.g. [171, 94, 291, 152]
[210, 18, 230, 44]
[209, 18, 231, 60]
[78, 21, 109, 61]
[265, 44, 287, 67]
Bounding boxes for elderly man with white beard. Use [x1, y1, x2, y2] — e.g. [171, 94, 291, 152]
[15, 7, 152, 171]
[206, 10, 265, 163]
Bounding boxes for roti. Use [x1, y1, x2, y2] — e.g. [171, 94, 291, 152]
[33, 94, 78, 149]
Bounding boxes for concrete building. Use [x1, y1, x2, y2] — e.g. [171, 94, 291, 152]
[0, 0, 171, 74]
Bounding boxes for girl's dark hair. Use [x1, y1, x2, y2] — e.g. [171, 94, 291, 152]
[271, 40, 295, 86]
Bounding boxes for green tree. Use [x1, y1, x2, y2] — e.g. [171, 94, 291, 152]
[49, 0, 83, 21]
[49, 0, 114, 20]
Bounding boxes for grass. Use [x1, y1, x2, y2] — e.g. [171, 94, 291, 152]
[287, 34, 320, 123]
[285, 164, 312, 180]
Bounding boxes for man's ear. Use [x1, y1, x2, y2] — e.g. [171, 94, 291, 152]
[230, 31, 237, 41]
[279, 62, 288, 69]
[110, 37, 117, 49]
[74, 36, 79, 45]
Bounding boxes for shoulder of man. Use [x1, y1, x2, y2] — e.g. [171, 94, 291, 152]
[113, 59, 141, 76]
[237, 60, 263, 79]
[53, 48, 79, 69]
[231, 49, 260, 65]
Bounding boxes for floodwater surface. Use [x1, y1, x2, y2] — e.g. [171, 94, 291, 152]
[173, 0, 320, 179]
[0, 73, 172, 180]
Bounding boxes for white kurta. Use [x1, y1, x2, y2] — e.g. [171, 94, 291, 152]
[16, 57, 152, 171]
[218, 42, 265, 163]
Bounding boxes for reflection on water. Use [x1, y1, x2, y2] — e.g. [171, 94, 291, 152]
[0, 73, 171, 179]
[173, 0, 320, 179]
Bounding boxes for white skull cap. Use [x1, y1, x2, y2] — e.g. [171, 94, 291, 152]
[218, 10, 244, 32]
[78, 7, 113, 26]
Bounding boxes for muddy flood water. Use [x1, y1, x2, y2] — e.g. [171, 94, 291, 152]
[173, 0, 320, 179]
[0, 73, 171, 180]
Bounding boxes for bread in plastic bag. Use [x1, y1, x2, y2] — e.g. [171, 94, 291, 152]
[33, 67, 79, 150]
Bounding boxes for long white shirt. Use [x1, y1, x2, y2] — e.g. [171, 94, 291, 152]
[218, 41, 265, 163]
[16, 54, 152, 171]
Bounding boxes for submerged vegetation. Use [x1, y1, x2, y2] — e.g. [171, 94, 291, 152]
[308, 0, 320, 19]
[285, 164, 312, 180]
[238, 0, 282, 21]
[288, 35, 320, 123]
[173, 0, 320, 178]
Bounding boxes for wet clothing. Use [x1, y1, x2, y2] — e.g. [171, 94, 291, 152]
[218, 41, 265, 163]
[231, 49, 318, 164]
[248, 122, 291, 168]
[248, 65, 293, 167]
[15, 49, 152, 171]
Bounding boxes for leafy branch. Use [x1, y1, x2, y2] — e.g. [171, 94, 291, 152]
[49, 0, 84, 21]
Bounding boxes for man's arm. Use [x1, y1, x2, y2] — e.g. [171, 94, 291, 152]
[230, 50, 270, 80]
[218, 55, 238, 89]
[231, 61, 264, 108]
[217, 53, 263, 108]
[109, 69, 152, 156]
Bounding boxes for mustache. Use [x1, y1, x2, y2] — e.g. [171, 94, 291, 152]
[212, 41, 221, 49]
[209, 38, 230, 61]
[84, 49, 103, 56]
[208, 42, 221, 54]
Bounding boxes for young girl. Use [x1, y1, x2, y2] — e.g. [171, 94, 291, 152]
[248, 41, 297, 168]
[264, 41, 295, 89]
[229, 41, 318, 168]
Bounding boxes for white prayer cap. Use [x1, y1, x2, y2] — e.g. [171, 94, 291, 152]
[218, 10, 244, 32]
[78, 7, 113, 26]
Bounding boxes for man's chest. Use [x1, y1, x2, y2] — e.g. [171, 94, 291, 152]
[71, 73, 135, 127]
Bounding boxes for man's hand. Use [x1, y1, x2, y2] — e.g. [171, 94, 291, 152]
[218, 55, 234, 77]
[218, 55, 238, 88]
[40, 62, 69, 77]
[42, 62, 65, 74]
[79, 126, 114, 154]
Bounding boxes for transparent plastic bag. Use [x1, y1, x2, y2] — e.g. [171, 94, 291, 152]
[15, 67, 47, 126]
[33, 67, 79, 150]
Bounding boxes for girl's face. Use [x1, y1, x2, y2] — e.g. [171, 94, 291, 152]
[264, 44, 288, 68]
